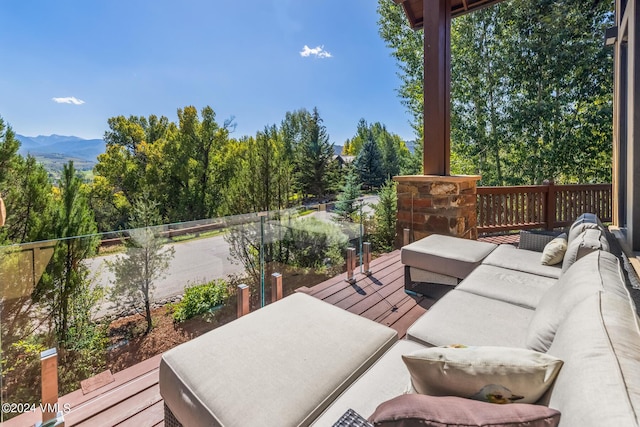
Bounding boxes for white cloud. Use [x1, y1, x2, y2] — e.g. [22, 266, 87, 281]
[52, 96, 85, 105]
[300, 45, 332, 59]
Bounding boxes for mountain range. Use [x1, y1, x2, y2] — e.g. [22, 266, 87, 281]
[14, 134, 415, 163]
[16, 134, 105, 162]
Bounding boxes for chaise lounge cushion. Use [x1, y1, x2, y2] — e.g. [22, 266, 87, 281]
[456, 265, 557, 309]
[546, 292, 640, 426]
[526, 250, 628, 352]
[401, 234, 497, 280]
[482, 245, 562, 279]
[406, 290, 533, 348]
[159, 293, 397, 427]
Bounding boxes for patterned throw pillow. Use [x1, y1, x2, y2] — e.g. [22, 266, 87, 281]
[369, 394, 561, 427]
[402, 346, 563, 404]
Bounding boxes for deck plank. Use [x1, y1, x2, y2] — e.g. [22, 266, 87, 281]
[65, 369, 159, 426]
[75, 383, 161, 427]
[308, 253, 401, 300]
[116, 400, 165, 427]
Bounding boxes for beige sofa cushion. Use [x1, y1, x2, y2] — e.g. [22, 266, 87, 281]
[482, 245, 562, 279]
[456, 265, 557, 309]
[159, 293, 397, 427]
[561, 228, 609, 273]
[547, 293, 640, 426]
[401, 234, 497, 279]
[526, 251, 627, 352]
[402, 346, 563, 404]
[311, 339, 426, 426]
[407, 290, 533, 348]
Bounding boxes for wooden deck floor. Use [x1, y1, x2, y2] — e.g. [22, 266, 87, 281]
[4, 235, 511, 427]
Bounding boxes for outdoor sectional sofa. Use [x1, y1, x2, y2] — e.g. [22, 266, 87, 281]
[159, 213, 640, 426]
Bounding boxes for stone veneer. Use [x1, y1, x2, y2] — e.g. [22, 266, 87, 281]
[394, 175, 481, 246]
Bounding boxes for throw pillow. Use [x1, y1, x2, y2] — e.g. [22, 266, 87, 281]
[402, 346, 563, 404]
[540, 233, 567, 265]
[368, 394, 561, 427]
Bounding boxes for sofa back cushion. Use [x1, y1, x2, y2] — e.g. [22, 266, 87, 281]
[526, 250, 627, 352]
[561, 228, 610, 273]
[567, 213, 604, 243]
[546, 292, 640, 426]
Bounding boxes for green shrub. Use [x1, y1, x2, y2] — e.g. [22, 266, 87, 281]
[171, 279, 230, 322]
[283, 217, 349, 271]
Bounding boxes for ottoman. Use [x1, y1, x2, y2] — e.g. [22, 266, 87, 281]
[159, 293, 397, 427]
[401, 234, 497, 296]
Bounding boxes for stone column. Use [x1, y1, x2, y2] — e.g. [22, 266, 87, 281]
[394, 175, 481, 246]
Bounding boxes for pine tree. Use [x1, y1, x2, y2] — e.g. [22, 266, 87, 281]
[294, 107, 336, 198]
[355, 132, 385, 190]
[373, 180, 398, 251]
[36, 162, 98, 342]
[107, 194, 174, 335]
[380, 130, 401, 179]
[334, 171, 362, 220]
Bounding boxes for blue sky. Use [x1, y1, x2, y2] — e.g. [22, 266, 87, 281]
[0, 0, 414, 146]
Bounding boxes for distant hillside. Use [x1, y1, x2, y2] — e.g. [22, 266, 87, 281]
[15, 134, 103, 183]
[16, 134, 105, 162]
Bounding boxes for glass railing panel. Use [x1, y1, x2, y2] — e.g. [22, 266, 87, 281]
[0, 192, 402, 421]
[1, 239, 61, 422]
[0, 213, 264, 422]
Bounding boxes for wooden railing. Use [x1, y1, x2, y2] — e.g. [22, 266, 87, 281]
[476, 182, 612, 234]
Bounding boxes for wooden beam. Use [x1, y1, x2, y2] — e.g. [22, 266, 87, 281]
[423, 0, 451, 175]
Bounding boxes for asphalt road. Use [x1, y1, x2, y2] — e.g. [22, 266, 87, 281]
[88, 195, 379, 317]
[87, 233, 245, 317]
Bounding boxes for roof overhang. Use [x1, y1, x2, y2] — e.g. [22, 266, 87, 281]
[393, 0, 507, 29]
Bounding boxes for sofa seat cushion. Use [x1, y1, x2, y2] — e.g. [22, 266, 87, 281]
[311, 340, 426, 426]
[406, 290, 533, 348]
[369, 394, 561, 427]
[159, 293, 397, 427]
[547, 293, 640, 426]
[456, 265, 557, 309]
[526, 250, 628, 352]
[482, 245, 562, 279]
[401, 235, 497, 280]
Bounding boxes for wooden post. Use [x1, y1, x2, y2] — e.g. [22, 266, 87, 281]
[423, 0, 451, 175]
[271, 273, 283, 303]
[363, 242, 372, 276]
[41, 348, 60, 424]
[403, 228, 410, 246]
[544, 179, 556, 230]
[237, 284, 250, 318]
[345, 247, 356, 284]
